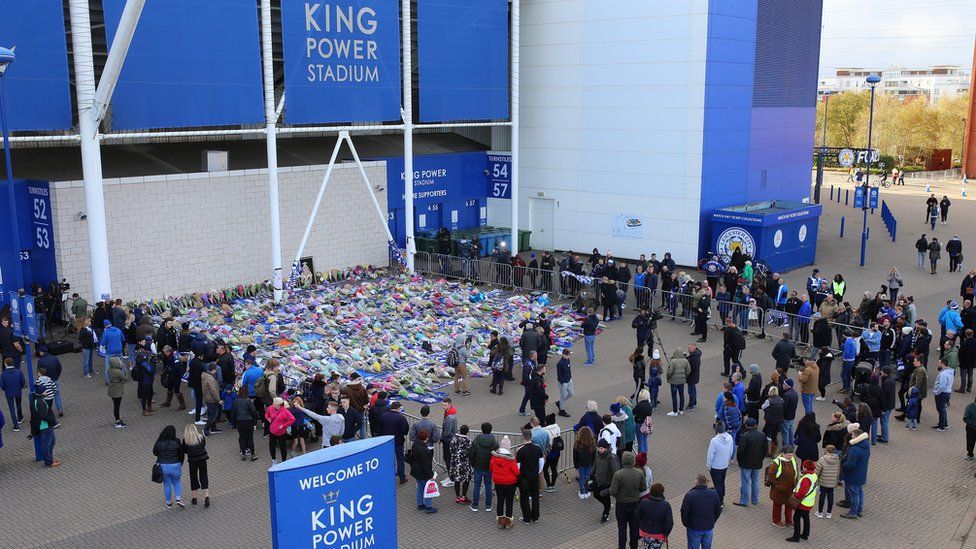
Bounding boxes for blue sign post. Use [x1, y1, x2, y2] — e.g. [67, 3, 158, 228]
[268, 437, 398, 549]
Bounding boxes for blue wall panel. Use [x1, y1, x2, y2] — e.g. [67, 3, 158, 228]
[281, 0, 402, 124]
[103, 0, 264, 130]
[0, 1, 72, 131]
[418, 0, 509, 122]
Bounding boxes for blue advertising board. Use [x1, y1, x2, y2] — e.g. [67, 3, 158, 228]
[383, 152, 490, 245]
[8, 293, 21, 337]
[282, 0, 402, 124]
[268, 437, 397, 549]
[487, 152, 512, 199]
[23, 295, 36, 342]
[0, 1, 72, 130]
[102, 0, 264, 130]
[711, 201, 822, 273]
[869, 187, 879, 209]
[853, 186, 865, 209]
[0, 180, 57, 311]
[418, 0, 509, 122]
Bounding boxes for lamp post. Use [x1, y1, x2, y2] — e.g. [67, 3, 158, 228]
[814, 90, 836, 204]
[859, 75, 881, 267]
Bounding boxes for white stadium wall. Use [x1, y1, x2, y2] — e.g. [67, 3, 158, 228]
[519, 0, 710, 264]
[49, 162, 389, 302]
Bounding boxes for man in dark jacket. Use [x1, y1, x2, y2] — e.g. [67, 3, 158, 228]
[528, 365, 549, 423]
[519, 323, 540, 366]
[687, 343, 702, 410]
[879, 367, 897, 443]
[214, 343, 235, 388]
[772, 332, 795, 372]
[734, 418, 767, 507]
[406, 429, 437, 513]
[693, 289, 711, 343]
[379, 401, 410, 483]
[947, 235, 963, 273]
[722, 319, 745, 376]
[960, 329, 976, 393]
[840, 429, 870, 519]
[468, 422, 499, 511]
[680, 474, 722, 547]
[582, 309, 599, 365]
[781, 379, 799, 447]
[745, 364, 763, 421]
[610, 451, 648, 548]
[339, 395, 363, 443]
[915, 234, 929, 271]
[632, 308, 654, 351]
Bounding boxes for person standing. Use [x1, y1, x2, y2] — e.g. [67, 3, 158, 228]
[879, 366, 896, 443]
[450, 334, 472, 397]
[490, 436, 519, 528]
[722, 319, 746, 377]
[632, 308, 654, 352]
[549, 348, 573, 417]
[840, 427, 870, 519]
[706, 422, 734, 505]
[107, 356, 127, 428]
[636, 483, 674, 547]
[468, 422, 498, 512]
[71, 293, 89, 333]
[915, 234, 929, 271]
[797, 359, 819, 416]
[933, 358, 954, 432]
[785, 460, 819, 543]
[680, 474, 723, 549]
[528, 364, 549, 423]
[101, 320, 125, 386]
[772, 332, 795, 373]
[573, 426, 597, 499]
[78, 317, 97, 378]
[0, 317, 24, 369]
[693, 288, 710, 343]
[515, 428, 544, 524]
[687, 343, 702, 410]
[518, 350, 539, 416]
[231, 386, 258, 461]
[265, 397, 295, 465]
[629, 349, 646, 402]
[201, 364, 222, 434]
[767, 447, 799, 528]
[780, 379, 800, 449]
[407, 429, 438, 514]
[152, 426, 185, 508]
[947, 235, 964, 273]
[965, 398, 976, 461]
[440, 398, 458, 479]
[582, 309, 599, 365]
[841, 330, 857, 393]
[814, 445, 841, 519]
[941, 195, 952, 224]
[734, 418, 767, 507]
[666, 350, 690, 417]
[181, 424, 211, 508]
[633, 390, 653, 454]
[929, 201, 939, 230]
[135, 345, 157, 417]
[449, 425, 473, 503]
[0, 358, 26, 431]
[591, 439, 620, 523]
[611, 450, 648, 549]
[30, 383, 59, 468]
[929, 237, 942, 275]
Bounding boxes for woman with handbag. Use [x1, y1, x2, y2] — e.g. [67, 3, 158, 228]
[633, 390, 654, 454]
[152, 425, 185, 509]
[636, 483, 673, 548]
[573, 426, 596, 499]
[406, 429, 437, 514]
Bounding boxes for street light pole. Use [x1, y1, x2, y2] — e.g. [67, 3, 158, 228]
[860, 75, 881, 267]
[814, 91, 834, 204]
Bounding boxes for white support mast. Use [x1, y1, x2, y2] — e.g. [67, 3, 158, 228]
[260, 0, 283, 302]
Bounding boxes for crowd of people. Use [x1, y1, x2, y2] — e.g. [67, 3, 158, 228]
[2, 235, 976, 547]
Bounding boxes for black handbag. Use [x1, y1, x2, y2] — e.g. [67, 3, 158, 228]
[151, 462, 163, 484]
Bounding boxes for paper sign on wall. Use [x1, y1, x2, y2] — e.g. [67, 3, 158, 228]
[611, 214, 645, 240]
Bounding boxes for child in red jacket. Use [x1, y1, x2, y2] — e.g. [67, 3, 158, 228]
[490, 436, 520, 529]
[786, 459, 819, 543]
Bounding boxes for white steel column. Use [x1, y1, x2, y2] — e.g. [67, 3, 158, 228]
[402, 0, 416, 272]
[261, 0, 283, 302]
[510, 0, 520, 256]
[69, 0, 111, 301]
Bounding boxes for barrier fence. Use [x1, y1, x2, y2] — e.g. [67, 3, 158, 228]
[880, 201, 897, 241]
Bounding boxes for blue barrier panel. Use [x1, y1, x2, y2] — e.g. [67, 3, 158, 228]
[418, 0, 509, 122]
[0, 1, 72, 130]
[839, 216, 845, 238]
[282, 0, 402, 124]
[103, 0, 264, 129]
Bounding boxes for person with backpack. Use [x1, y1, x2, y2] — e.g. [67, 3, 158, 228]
[488, 337, 511, 395]
[450, 334, 471, 397]
[107, 356, 127, 428]
[634, 389, 654, 454]
[30, 383, 59, 468]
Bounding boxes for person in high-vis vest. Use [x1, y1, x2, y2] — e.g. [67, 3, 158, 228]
[786, 460, 819, 543]
[766, 447, 799, 528]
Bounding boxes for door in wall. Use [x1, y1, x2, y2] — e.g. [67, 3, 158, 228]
[529, 198, 555, 251]
[416, 203, 443, 235]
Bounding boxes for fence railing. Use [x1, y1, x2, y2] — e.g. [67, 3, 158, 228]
[880, 201, 897, 241]
[904, 168, 962, 181]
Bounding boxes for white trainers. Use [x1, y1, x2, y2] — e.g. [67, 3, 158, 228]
[441, 480, 454, 487]
[188, 409, 197, 415]
[666, 412, 679, 417]
[825, 513, 832, 519]
[194, 420, 206, 426]
[578, 492, 585, 499]
[815, 512, 823, 518]
[679, 410, 684, 415]
[815, 396, 826, 401]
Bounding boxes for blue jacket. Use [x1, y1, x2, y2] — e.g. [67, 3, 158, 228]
[680, 485, 723, 531]
[843, 337, 858, 362]
[906, 387, 921, 420]
[378, 409, 410, 445]
[101, 326, 125, 355]
[943, 310, 964, 334]
[732, 382, 746, 413]
[556, 357, 572, 384]
[574, 410, 602, 434]
[646, 367, 662, 391]
[241, 365, 264, 397]
[0, 367, 26, 397]
[797, 302, 812, 323]
[776, 284, 789, 306]
[862, 329, 881, 353]
[841, 432, 870, 485]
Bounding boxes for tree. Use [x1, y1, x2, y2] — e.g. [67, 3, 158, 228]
[816, 91, 869, 148]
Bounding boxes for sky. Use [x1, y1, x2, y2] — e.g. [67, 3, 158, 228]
[820, 0, 976, 75]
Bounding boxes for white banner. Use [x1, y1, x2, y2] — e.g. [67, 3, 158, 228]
[611, 214, 645, 240]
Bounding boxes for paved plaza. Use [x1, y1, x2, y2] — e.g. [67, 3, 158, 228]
[5, 177, 976, 549]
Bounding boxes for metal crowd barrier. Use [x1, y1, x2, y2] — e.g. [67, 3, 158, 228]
[768, 308, 870, 357]
[419, 252, 517, 289]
